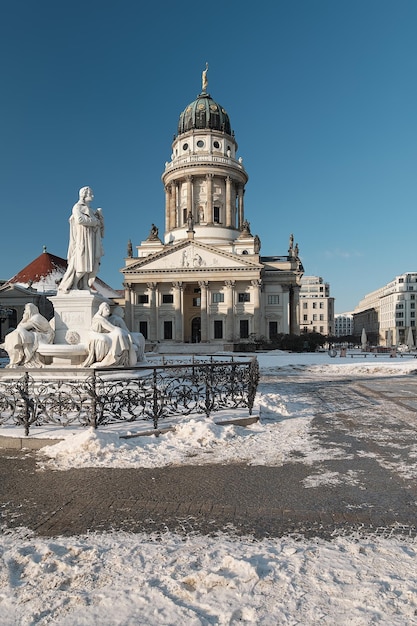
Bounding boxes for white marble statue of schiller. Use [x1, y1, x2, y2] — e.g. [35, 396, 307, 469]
[59, 186, 104, 293]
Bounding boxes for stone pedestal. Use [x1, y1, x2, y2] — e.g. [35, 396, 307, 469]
[49, 291, 110, 345]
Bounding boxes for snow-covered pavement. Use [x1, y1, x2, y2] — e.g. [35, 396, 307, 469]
[2, 350, 417, 625]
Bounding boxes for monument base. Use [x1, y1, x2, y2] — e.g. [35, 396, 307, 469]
[39, 290, 112, 366]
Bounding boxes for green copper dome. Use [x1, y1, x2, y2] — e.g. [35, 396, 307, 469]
[177, 92, 232, 136]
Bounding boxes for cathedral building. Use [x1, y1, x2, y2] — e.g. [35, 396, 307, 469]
[122, 69, 303, 348]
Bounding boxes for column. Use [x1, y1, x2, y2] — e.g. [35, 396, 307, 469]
[173, 281, 183, 341]
[251, 279, 262, 337]
[186, 176, 193, 221]
[171, 182, 178, 230]
[124, 283, 134, 329]
[164, 186, 171, 232]
[237, 184, 244, 229]
[225, 176, 232, 227]
[225, 280, 235, 341]
[199, 281, 209, 342]
[206, 174, 213, 224]
[147, 282, 158, 341]
[289, 284, 301, 335]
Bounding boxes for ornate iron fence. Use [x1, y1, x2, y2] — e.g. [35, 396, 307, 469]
[0, 357, 259, 436]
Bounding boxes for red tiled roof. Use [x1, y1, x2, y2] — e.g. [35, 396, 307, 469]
[8, 252, 67, 285]
[6, 250, 118, 295]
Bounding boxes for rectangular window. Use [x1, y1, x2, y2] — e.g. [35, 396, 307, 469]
[320, 326, 324, 333]
[162, 294, 174, 304]
[303, 302, 308, 309]
[238, 293, 250, 303]
[303, 314, 308, 321]
[319, 314, 324, 321]
[214, 206, 220, 223]
[212, 292, 224, 303]
[214, 320, 223, 339]
[138, 294, 149, 304]
[313, 314, 317, 321]
[313, 302, 317, 309]
[319, 302, 324, 308]
[164, 321, 173, 339]
[267, 295, 280, 305]
[193, 297, 201, 307]
[139, 321, 148, 339]
[240, 319, 249, 339]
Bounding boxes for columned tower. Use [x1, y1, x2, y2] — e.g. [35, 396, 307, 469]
[161, 65, 248, 247]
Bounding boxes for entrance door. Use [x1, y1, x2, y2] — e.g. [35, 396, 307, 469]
[191, 317, 201, 343]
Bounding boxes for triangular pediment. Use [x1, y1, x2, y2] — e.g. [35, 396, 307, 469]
[123, 241, 262, 273]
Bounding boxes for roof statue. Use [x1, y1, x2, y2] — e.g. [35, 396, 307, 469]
[202, 62, 208, 93]
[288, 233, 294, 255]
[148, 224, 160, 241]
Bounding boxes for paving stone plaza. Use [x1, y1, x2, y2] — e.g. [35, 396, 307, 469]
[2, 373, 417, 540]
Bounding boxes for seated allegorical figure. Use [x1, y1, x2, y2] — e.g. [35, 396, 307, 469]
[3, 303, 54, 368]
[109, 306, 146, 362]
[82, 302, 137, 368]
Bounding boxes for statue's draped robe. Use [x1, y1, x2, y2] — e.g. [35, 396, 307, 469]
[83, 313, 137, 368]
[4, 313, 54, 367]
[59, 202, 103, 292]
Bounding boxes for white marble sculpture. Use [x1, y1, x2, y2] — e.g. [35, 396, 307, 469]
[59, 186, 104, 293]
[82, 302, 137, 368]
[1, 188, 147, 369]
[3, 303, 54, 368]
[109, 306, 146, 362]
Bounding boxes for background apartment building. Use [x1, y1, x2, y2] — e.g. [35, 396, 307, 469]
[353, 272, 417, 346]
[299, 276, 335, 336]
[334, 312, 354, 337]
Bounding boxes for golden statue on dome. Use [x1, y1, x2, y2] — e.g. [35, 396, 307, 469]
[202, 62, 208, 92]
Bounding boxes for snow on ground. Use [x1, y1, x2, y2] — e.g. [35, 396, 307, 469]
[2, 528, 417, 626]
[25, 350, 417, 472]
[2, 351, 417, 625]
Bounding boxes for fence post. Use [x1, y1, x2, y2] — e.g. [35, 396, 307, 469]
[152, 367, 159, 430]
[90, 369, 98, 429]
[247, 357, 259, 415]
[23, 372, 31, 436]
[204, 362, 213, 417]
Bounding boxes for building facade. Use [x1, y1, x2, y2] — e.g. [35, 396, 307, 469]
[122, 71, 304, 347]
[299, 276, 335, 336]
[353, 272, 417, 346]
[334, 312, 354, 337]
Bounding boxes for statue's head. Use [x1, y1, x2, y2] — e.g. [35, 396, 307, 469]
[79, 186, 93, 202]
[98, 302, 110, 317]
[23, 303, 39, 318]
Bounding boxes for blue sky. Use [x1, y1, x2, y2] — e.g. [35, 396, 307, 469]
[1, 0, 416, 313]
